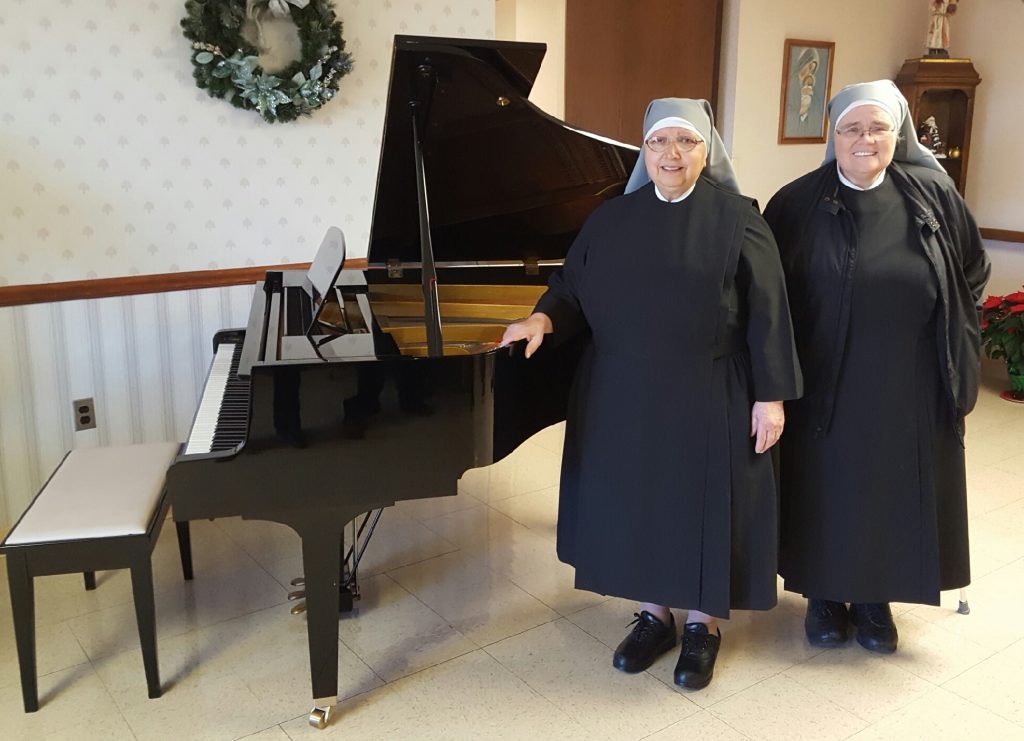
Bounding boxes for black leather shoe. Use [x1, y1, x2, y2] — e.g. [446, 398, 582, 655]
[804, 599, 850, 647]
[673, 623, 721, 690]
[849, 602, 898, 654]
[612, 611, 676, 673]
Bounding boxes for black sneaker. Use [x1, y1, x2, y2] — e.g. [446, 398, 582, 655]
[673, 622, 721, 690]
[612, 611, 677, 673]
[804, 599, 850, 648]
[849, 603, 898, 654]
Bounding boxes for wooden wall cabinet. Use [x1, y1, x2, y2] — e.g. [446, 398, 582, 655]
[895, 57, 981, 195]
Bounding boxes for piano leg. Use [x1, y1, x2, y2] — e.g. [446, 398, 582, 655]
[293, 517, 346, 729]
[256, 503, 391, 729]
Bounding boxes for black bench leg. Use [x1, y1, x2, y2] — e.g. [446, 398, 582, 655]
[129, 557, 161, 699]
[175, 521, 193, 581]
[83, 571, 97, 590]
[6, 552, 39, 712]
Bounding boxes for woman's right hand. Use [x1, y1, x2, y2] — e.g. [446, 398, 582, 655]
[500, 312, 553, 359]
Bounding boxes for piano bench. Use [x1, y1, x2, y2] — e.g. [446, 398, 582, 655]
[0, 442, 193, 713]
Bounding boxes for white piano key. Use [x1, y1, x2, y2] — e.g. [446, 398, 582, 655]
[184, 342, 237, 454]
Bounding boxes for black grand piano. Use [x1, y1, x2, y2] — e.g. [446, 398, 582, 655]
[164, 35, 638, 728]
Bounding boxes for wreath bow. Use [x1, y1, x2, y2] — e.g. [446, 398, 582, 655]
[182, 0, 353, 123]
[246, 0, 310, 52]
[266, 0, 309, 15]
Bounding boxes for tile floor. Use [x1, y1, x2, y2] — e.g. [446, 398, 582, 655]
[1, 375, 1022, 740]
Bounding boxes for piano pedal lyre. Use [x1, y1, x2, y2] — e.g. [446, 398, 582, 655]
[285, 508, 383, 617]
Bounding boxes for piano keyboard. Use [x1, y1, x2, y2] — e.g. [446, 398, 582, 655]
[184, 340, 250, 454]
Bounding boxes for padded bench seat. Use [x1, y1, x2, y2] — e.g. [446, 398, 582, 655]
[1, 443, 193, 712]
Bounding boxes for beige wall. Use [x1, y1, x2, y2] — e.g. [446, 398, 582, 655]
[957, 0, 1024, 231]
[495, 0, 566, 119]
[955, 0, 1024, 296]
[727, 0, 926, 207]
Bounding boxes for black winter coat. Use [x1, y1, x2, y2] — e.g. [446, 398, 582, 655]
[763, 161, 990, 440]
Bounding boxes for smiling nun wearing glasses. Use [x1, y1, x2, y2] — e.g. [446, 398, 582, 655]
[764, 81, 990, 655]
[501, 98, 802, 689]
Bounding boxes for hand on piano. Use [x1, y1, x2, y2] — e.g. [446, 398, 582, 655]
[500, 312, 553, 359]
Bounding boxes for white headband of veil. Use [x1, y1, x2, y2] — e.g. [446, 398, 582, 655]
[625, 98, 740, 195]
[822, 80, 945, 174]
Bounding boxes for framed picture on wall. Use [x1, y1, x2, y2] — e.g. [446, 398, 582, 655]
[778, 39, 835, 144]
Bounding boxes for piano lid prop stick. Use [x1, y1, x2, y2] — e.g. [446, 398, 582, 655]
[410, 94, 444, 358]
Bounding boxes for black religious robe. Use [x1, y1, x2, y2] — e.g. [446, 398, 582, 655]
[535, 177, 803, 618]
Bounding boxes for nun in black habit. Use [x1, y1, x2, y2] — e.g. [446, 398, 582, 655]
[764, 81, 990, 655]
[501, 98, 802, 689]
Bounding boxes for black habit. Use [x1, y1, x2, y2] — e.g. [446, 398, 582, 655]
[535, 177, 802, 618]
[765, 164, 990, 605]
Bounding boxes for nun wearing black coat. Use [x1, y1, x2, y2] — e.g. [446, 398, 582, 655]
[764, 81, 990, 656]
[501, 98, 803, 689]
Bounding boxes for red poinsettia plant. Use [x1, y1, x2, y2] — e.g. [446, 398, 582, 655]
[981, 286, 1024, 397]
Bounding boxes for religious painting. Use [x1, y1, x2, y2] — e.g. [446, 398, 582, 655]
[778, 39, 835, 144]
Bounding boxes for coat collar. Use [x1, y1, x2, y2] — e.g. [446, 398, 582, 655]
[812, 160, 943, 234]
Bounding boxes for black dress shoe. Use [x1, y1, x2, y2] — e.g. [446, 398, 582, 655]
[612, 611, 676, 673]
[673, 623, 721, 690]
[804, 599, 850, 647]
[849, 602, 898, 654]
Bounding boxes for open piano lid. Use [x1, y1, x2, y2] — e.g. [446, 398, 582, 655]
[367, 35, 639, 273]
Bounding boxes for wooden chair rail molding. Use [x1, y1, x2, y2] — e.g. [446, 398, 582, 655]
[979, 228, 1024, 244]
[0, 259, 368, 308]
[0, 229, 1019, 308]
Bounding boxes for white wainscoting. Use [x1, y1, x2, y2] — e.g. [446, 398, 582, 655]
[0, 284, 255, 533]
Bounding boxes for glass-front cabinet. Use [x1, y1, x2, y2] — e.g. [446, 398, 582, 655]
[895, 58, 981, 196]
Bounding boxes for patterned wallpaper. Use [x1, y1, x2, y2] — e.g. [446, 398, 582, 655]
[0, 0, 495, 286]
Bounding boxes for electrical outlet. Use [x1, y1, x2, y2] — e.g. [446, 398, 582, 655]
[73, 397, 97, 431]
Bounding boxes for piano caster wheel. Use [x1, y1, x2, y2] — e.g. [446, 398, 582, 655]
[288, 589, 305, 601]
[308, 705, 332, 729]
[291, 577, 305, 587]
[290, 601, 306, 615]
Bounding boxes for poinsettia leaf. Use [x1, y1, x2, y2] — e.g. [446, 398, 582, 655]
[310, 62, 323, 81]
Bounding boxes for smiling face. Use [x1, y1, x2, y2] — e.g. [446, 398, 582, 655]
[834, 104, 898, 188]
[643, 127, 707, 201]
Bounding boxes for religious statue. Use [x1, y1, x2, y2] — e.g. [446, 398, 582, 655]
[917, 116, 946, 157]
[926, 0, 959, 57]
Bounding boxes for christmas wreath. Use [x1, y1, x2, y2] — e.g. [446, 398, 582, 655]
[181, 0, 353, 123]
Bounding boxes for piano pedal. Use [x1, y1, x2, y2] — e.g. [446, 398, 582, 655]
[290, 601, 306, 615]
[290, 577, 305, 587]
[288, 589, 305, 601]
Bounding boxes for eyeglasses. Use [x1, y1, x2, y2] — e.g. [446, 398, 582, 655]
[645, 135, 704, 153]
[835, 125, 896, 139]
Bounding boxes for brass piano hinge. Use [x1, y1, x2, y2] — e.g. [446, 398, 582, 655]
[387, 258, 404, 279]
[524, 257, 540, 276]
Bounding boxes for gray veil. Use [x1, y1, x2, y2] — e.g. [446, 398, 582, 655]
[624, 98, 740, 195]
[822, 80, 945, 174]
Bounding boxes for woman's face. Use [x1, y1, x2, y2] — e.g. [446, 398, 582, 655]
[643, 126, 707, 200]
[834, 104, 897, 188]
